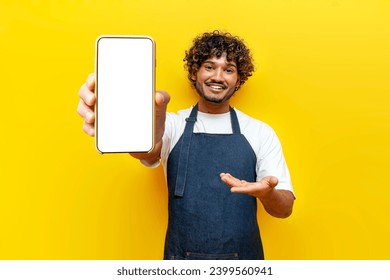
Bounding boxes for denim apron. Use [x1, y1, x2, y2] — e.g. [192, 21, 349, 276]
[165, 104, 264, 260]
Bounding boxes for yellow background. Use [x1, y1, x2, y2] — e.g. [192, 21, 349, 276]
[1, 0, 389, 260]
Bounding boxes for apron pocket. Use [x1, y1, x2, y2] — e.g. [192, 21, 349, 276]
[185, 251, 239, 260]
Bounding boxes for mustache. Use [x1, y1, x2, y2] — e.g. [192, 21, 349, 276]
[204, 80, 228, 89]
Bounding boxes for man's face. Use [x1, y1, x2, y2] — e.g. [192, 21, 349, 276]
[192, 53, 240, 105]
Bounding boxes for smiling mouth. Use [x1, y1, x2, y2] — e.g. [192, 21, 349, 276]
[205, 82, 227, 91]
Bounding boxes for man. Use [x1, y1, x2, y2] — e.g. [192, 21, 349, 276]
[77, 30, 295, 260]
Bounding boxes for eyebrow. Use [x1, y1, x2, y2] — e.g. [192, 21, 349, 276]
[204, 60, 237, 68]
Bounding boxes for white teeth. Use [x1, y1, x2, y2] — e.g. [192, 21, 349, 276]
[210, 85, 223, 90]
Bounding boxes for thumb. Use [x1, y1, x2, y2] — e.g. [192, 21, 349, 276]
[261, 176, 279, 189]
[154, 90, 170, 142]
[156, 90, 170, 107]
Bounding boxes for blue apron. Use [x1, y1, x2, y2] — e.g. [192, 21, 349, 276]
[165, 104, 264, 260]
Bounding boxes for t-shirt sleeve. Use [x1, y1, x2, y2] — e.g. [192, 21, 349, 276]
[256, 125, 294, 195]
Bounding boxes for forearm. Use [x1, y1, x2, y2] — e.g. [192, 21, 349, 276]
[258, 189, 295, 218]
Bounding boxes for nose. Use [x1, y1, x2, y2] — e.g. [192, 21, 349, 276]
[212, 68, 224, 82]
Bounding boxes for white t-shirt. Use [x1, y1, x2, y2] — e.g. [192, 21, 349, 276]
[144, 106, 294, 194]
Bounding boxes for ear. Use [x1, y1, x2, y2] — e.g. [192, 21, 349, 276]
[191, 71, 197, 81]
[235, 77, 241, 90]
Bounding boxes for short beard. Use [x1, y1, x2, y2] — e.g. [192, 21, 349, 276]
[195, 80, 236, 104]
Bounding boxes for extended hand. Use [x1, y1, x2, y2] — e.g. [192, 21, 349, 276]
[220, 173, 278, 199]
[220, 173, 294, 218]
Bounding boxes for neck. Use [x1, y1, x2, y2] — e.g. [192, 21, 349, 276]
[197, 99, 230, 114]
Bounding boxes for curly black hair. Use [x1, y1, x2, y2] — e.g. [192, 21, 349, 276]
[184, 30, 254, 90]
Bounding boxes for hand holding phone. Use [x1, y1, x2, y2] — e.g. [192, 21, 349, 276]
[95, 36, 155, 153]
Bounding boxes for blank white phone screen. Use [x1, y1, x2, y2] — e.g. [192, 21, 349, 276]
[96, 36, 155, 153]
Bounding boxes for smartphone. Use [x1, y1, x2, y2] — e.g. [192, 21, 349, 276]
[95, 35, 155, 153]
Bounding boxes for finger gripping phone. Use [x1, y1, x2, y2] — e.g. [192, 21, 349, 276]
[95, 35, 155, 153]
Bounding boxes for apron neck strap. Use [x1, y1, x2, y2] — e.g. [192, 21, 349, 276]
[229, 107, 241, 134]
